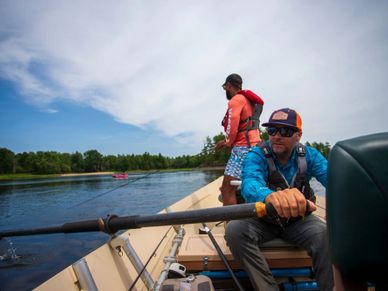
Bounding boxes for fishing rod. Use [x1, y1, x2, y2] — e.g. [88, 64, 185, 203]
[0, 202, 270, 239]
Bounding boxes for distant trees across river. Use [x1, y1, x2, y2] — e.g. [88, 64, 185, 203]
[0, 132, 331, 175]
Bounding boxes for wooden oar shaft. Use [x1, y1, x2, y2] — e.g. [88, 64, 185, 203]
[0, 202, 267, 238]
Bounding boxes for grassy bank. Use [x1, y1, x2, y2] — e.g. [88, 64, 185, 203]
[0, 172, 114, 180]
[0, 173, 61, 180]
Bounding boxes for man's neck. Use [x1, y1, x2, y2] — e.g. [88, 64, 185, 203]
[275, 151, 292, 166]
[230, 88, 240, 97]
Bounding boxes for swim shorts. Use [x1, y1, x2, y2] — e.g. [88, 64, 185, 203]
[224, 146, 250, 179]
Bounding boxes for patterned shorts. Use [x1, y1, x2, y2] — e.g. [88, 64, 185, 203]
[224, 146, 251, 179]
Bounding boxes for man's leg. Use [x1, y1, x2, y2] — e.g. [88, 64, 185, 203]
[225, 218, 280, 291]
[222, 146, 250, 205]
[281, 215, 334, 291]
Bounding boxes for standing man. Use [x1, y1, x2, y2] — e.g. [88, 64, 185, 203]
[215, 73, 264, 205]
[225, 108, 334, 290]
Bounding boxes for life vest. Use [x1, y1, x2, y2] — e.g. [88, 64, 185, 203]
[259, 142, 316, 203]
[221, 90, 264, 148]
[259, 142, 316, 225]
[238, 90, 264, 147]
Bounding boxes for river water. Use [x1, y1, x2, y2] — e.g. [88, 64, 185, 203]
[0, 170, 223, 291]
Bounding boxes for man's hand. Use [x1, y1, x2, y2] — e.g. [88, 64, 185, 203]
[264, 188, 317, 218]
[215, 140, 226, 150]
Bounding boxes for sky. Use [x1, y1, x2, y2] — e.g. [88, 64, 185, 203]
[0, 0, 387, 157]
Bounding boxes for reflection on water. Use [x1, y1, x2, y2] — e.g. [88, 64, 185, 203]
[0, 170, 222, 291]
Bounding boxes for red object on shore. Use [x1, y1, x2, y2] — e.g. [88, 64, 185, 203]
[112, 173, 128, 179]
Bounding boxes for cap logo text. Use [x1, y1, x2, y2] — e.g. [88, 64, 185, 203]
[272, 111, 288, 120]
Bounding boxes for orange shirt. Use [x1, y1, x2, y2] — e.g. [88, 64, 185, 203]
[224, 94, 261, 147]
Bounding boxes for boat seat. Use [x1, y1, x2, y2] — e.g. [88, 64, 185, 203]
[177, 234, 312, 271]
[327, 133, 388, 290]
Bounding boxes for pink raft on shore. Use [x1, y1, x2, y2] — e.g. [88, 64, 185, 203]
[112, 173, 129, 179]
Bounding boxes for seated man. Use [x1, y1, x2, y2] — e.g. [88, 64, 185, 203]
[225, 108, 334, 291]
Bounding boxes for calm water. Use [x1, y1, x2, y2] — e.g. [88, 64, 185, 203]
[0, 170, 222, 291]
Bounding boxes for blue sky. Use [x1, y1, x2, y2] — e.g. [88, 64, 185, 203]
[1, 0, 387, 157]
[0, 78, 187, 156]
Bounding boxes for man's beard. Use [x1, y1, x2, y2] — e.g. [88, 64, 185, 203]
[226, 91, 232, 100]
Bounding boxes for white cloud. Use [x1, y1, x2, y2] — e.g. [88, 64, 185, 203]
[0, 0, 387, 151]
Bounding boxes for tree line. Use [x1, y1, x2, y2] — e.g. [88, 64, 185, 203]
[0, 132, 331, 175]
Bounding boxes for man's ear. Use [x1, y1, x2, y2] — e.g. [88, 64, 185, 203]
[295, 130, 302, 142]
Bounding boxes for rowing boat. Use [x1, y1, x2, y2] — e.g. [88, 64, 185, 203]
[34, 176, 326, 290]
[112, 173, 129, 179]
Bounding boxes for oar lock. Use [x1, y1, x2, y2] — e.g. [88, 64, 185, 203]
[98, 214, 118, 234]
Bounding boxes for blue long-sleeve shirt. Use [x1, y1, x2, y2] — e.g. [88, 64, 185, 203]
[241, 142, 328, 203]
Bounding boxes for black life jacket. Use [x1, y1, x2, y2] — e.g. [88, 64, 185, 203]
[259, 142, 316, 203]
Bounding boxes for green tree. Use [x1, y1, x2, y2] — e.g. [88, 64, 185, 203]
[116, 155, 130, 171]
[260, 127, 269, 141]
[34, 151, 61, 174]
[305, 141, 331, 158]
[16, 152, 34, 173]
[0, 147, 15, 174]
[103, 155, 118, 171]
[71, 152, 85, 173]
[155, 153, 167, 169]
[212, 133, 229, 166]
[141, 152, 151, 170]
[59, 153, 71, 173]
[84, 150, 103, 172]
[200, 136, 215, 166]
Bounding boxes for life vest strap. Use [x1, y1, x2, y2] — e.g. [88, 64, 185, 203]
[259, 142, 315, 202]
[259, 142, 277, 173]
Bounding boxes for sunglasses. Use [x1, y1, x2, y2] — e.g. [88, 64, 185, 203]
[267, 127, 297, 137]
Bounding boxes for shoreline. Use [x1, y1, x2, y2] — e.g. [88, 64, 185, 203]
[0, 167, 225, 181]
[60, 167, 225, 177]
[60, 171, 114, 177]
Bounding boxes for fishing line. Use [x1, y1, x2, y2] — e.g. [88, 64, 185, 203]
[315, 203, 325, 210]
[0, 171, 160, 268]
[69, 170, 160, 209]
[128, 226, 172, 291]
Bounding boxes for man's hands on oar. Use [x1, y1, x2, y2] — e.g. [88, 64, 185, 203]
[264, 188, 316, 218]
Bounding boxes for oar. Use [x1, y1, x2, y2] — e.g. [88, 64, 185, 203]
[0, 202, 269, 239]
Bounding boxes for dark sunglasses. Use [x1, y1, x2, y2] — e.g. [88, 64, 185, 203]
[267, 127, 296, 137]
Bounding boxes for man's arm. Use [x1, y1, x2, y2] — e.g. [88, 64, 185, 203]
[241, 148, 272, 202]
[225, 96, 244, 147]
[214, 140, 226, 150]
[307, 147, 328, 187]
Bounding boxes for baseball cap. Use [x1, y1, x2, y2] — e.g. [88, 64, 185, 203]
[222, 73, 242, 88]
[262, 108, 302, 131]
